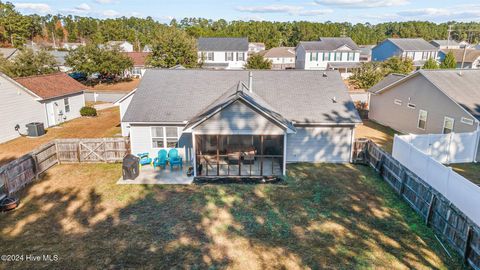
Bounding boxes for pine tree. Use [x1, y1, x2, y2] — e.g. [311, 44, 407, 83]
[245, 54, 272, 70]
[440, 51, 457, 69]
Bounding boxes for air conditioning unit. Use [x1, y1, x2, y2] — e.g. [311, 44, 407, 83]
[26, 122, 45, 137]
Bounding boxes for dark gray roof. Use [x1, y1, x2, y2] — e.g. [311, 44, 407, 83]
[186, 81, 296, 131]
[386, 38, 438, 51]
[368, 73, 406, 93]
[197, 37, 249, 52]
[327, 62, 362, 69]
[123, 70, 361, 125]
[420, 70, 480, 120]
[430, 40, 460, 48]
[299, 37, 360, 51]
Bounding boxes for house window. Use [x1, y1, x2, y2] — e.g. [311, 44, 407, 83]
[323, 52, 328, 61]
[407, 103, 416, 109]
[422, 52, 428, 60]
[311, 52, 318, 61]
[443, 117, 455, 134]
[206, 52, 214, 61]
[226, 52, 234, 61]
[347, 52, 354, 61]
[394, 99, 402, 106]
[461, 117, 474, 126]
[237, 52, 245, 61]
[417, 110, 428, 130]
[334, 52, 340, 61]
[151, 126, 180, 148]
[64, 98, 70, 113]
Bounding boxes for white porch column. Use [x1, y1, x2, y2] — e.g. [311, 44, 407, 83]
[283, 134, 287, 176]
[192, 131, 197, 177]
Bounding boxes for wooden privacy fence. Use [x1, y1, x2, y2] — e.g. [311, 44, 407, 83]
[354, 139, 480, 270]
[0, 138, 129, 198]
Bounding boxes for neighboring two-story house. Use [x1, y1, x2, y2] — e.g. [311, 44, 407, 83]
[372, 38, 439, 67]
[198, 37, 249, 70]
[295, 37, 361, 78]
[260, 47, 295, 70]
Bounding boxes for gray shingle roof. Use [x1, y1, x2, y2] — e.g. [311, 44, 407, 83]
[386, 38, 438, 51]
[123, 70, 361, 125]
[420, 69, 480, 120]
[299, 37, 360, 51]
[197, 37, 249, 51]
[430, 40, 460, 48]
[368, 74, 406, 93]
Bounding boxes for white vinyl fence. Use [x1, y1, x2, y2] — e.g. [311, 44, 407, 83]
[398, 131, 480, 164]
[393, 135, 480, 226]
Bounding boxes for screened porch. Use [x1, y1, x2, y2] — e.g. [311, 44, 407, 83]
[195, 135, 285, 177]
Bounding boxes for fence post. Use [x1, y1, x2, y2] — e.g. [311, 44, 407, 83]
[32, 153, 39, 180]
[425, 193, 436, 226]
[399, 168, 407, 195]
[464, 226, 473, 265]
[77, 140, 81, 163]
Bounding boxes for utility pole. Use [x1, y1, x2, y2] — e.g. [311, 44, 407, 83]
[447, 24, 452, 49]
[341, 28, 347, 38]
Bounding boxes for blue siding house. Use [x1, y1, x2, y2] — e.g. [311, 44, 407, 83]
[372, 38, 439, 66]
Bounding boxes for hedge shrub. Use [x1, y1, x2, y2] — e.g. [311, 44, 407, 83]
[80, 106, 97, 117]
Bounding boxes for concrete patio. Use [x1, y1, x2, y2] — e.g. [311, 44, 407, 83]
[117, 163, 194, 185]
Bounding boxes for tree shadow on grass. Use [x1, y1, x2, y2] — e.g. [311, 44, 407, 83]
[0, 163, 465, 269]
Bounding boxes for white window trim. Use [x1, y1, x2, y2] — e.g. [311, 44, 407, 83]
[443, 117, 455, 134]
[417, 109, 428, 130]
[151, 126, 181, 149]
[64, 98, 70, 113]
[461, 117, 474, 126]
[394, 99, 402, 106]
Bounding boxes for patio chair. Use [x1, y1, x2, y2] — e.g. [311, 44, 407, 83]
[137, 153, 152, 167]
[153, 149, 168, 169]
[168, 149, 183, 170]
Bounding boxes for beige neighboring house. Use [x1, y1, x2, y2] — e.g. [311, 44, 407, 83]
[439, 49, 480, 69]
[248, 42, 266, 54]
[260, 47, 295, 70]
[368, 69, 480, 135]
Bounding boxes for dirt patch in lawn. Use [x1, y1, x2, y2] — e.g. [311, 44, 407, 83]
[356, 120, 400, 153]
[0, 107, 121, 166]
[88, 78, 140, 92]
[0, 163, 464, 269]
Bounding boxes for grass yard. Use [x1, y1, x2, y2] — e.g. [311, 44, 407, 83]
[451, 163, 480, 186]
[0, 107, 121, 166]
[355, 120, 400, 153]
[88, 78, 140, 92]
[0, 163, 464, 269]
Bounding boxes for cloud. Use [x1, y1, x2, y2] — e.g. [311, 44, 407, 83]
[396, 5, 480, 21]
[314, 0, 409, 8]
[14, 3, 51, 14]
[95, 0, 115, 3]
[236, 4, 332, 16]
[75, 3, 91, 11]
[102, 9, 120, 17]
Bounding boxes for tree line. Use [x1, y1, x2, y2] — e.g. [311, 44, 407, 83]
[2, 1, 480, 49]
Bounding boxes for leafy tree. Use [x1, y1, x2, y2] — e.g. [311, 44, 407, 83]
[0, 48, 57, 77]
[65, 44, 133, 77]
[382, 56, 414, 75]
[350, 62, 386, 89]
[245, 54, 272, 70]
[440, 51, 457, 69]
[147, 27, 198, 68]
[422, 58, 439, 69]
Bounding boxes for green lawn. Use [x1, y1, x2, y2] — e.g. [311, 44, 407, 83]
[0, 163, 464, 269]
[451, 163, 480, 186]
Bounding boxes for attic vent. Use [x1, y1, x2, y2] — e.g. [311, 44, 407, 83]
[322, 72, 328, 77]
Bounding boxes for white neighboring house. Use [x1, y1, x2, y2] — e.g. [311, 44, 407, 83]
[296, 37, 361, 78]
[106, 41, 134, 52]
[124, 52, 150, 78]
[430, 40, 461, 50]
[114, 89, 136, 136]
[248, 42, 266, 54]
[142, 45, 152, 52]
[260, 47, 295, 70]
[197, 37, 249, 70]
[62, 42, 84, 50]
[0, 72, 86, 143]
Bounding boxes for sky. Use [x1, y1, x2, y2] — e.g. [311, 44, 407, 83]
[11, 0, 480, 24]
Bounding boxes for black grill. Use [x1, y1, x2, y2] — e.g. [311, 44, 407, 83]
[122, 154, 140, 180]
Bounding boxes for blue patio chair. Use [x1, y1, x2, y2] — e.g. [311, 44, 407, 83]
[153, 149, 168, 169]
[168, 149, 183, 170]
[137, 153, 152, 167]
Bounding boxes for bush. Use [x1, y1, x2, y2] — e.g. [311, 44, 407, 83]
[80, 106, 97, 117]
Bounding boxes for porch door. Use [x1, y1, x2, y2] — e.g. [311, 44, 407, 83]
[46, 102, 56, 127]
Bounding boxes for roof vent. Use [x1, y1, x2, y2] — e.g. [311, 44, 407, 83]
[322, 72, 328, 78]
[332, 96, 337, 103]
[248, 71, 253, 93]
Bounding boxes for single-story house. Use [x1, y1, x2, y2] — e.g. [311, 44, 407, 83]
[124, 52, 150, 77]
[439, 49, 480, 69]
[368, 69, 480, 135]
[260, 47, 295, 70]
[0, 72, 86, 143]
[122, 69, 361, 177]
[49, 50, 71, 72]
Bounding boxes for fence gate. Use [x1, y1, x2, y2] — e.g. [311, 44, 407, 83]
[79, 140, 106, 162]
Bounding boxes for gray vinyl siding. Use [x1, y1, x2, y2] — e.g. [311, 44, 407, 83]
[119, 92, 135, 136]
[194, 101, 285, 135]
[295, 46, 306, 69]
[369, 75, 478, 134]
[286, 126, 354, 163]
[0, 76, 45, 143]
